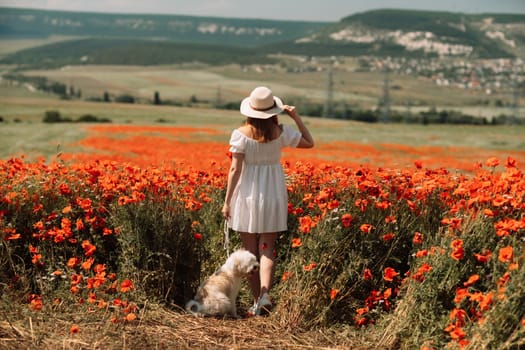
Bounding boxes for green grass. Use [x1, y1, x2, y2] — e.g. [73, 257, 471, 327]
[11, 62, 521, 116]
[1, 89, 524, 163]
[1, 78, 524, 166]
[0, 36, 80, 58]
[0, 122, 86, 160]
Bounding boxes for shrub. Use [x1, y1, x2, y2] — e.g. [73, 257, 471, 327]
[110, 195, 205, 305]
[0, 156, 523, 349]
[115, 94, 135, 104]
[43, 110, 72, 123]
[76, 114, 112, 123]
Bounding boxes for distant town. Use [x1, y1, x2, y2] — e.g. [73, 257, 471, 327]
[362, 57, 524, 94]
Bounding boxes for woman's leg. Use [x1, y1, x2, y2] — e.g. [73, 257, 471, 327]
[258, 232, 278, 297]
[240, 232, 260, 301]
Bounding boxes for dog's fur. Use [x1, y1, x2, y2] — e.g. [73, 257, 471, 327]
[185, 249, 259, 318]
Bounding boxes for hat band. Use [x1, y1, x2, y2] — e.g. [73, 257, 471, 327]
[250, 101, 276, 112]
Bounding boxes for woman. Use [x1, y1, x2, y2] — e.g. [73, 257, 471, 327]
[221, 86, 314, 316]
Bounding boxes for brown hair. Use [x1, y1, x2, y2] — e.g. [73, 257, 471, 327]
[246, 116, 279, 143]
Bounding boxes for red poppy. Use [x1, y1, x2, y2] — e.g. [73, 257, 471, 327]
[327, 200, 340, 210]
[75, 218, 85, 231]
[505, 156, 517, 168]
[360, 223, 374, 234]
[363, 268, 373, 280]
[31, 253, 43, 266]
[451, 247, 465, 261]
[281, 271, 293, 281]
[454, 288, 470, 303]
[498, 246, 513, 263]
[384, 215, 397, 223]
[193, 233, 202, 240]
[450, 308, 468, 326]
[497, 272, 511, 289]
[412, 232, 424, 244]
[291, 238, 302, 248]
[485, 157, 499, 168]
[33, 221, 44, 231]
[303, 262, 317, 271]
[341, 213, 353, 228]
[81, 257, 94, 271]
[28, 294, 43, 311]
[299, 216, 313, 233]
[478, 291, 494, 311]
[474, 250, 492, 263]
[463, 274, 480, 287]
[446, 323, 466, 340]
[6, 233, 21, 240]
[383, 267, 398, 282]
[81, 240, 96, 257]
[355, 317, 367, 326]
[482, 209, 495, 217]
[415, 249, 428, 258]
[450, 239, 464, 260]
[417, 263, 432, 273]
[382, 233, 395, 241]
[120, 279, 134, 293]
[87, 292, 97, 304]
[58, 183, 72, 196]
[355, 307, 368, 316]
[70, 274, 82, 285]
[450, 239, 463, 249]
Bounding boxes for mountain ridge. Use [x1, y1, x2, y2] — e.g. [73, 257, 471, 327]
[0, 7, 329, 47]
[1, 7, 523, 64]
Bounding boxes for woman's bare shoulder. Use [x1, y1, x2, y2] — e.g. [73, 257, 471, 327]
[237, 125, 253, 138]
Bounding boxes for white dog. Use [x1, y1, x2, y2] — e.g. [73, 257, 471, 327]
[185, 249, 259, 318]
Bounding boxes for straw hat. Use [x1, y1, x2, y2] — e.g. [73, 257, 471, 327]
[240, 86, 284, 119]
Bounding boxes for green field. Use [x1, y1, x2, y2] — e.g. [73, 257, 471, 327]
[17, 63, 514, 108]
[1, 82, 524, 163]
[1, 33, 522, 120]
[0, 36, 81, 58]
[2, 60, 523, 122]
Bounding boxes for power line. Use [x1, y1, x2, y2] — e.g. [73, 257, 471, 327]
[381, 69, 391, 123]
[323, 62, 334, 118]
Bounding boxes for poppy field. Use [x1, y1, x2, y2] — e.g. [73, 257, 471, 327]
[1, 117, 524, 349]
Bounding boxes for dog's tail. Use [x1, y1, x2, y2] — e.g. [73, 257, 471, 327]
[185, 300, 202, 315]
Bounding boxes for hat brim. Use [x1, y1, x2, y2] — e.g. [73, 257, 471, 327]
[240, 96, 284, 119]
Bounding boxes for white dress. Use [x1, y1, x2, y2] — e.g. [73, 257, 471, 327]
[228, 124, 301, 233]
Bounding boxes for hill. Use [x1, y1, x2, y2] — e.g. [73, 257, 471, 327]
[0, 7, 329, 47]
[0, 7, 524, 68]
[0, 38, 277, 67]
[285, 9, 525, 58]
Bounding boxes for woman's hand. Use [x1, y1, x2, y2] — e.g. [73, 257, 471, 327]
[283, 104, 314, 149]
[283, 105, 298, 119]
[221, 203, 230, 220]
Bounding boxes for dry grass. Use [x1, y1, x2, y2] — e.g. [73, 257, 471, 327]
[18, 61, 521, 111]
[0, 303, 373, 350]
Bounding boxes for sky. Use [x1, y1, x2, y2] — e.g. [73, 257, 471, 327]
[0, 0, 524, 22]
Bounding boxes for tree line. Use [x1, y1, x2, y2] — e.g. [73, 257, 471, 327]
[3, 73, 522, 126]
